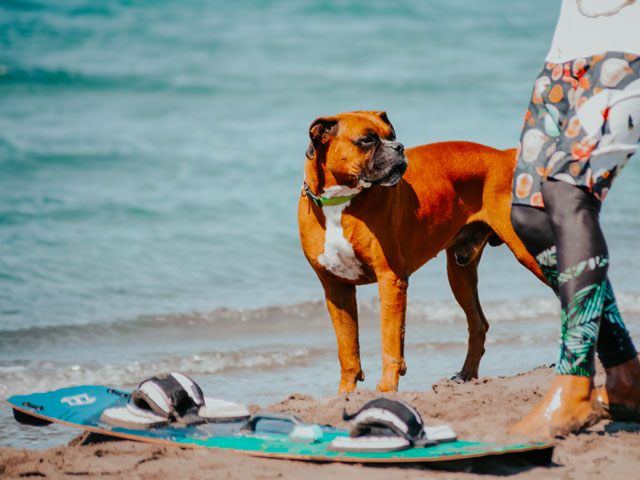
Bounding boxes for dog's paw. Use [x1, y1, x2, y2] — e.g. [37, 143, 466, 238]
[449, 372, 473, 382]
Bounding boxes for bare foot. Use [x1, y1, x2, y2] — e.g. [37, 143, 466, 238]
[509, 375, 603, 439]
[596, 356, 640, 421]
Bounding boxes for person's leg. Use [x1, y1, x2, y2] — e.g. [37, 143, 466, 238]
[597, 283, 638, 370]
[510, 181, 605, 437]
[510, 204, 557, 291]
[596, 280, 640, 421]
[509, 206, 552, 263]
[509, 51, 640, 436]
[545, 180, 608, 377]
[510, 204, 635, 367]
[511, 181, 640, 437]
[544, 180, 640, 426]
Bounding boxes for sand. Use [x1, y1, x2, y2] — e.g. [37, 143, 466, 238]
[2, 365, 640, 479]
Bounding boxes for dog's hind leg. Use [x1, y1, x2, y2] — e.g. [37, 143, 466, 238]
[321, 279, 365, 393]
[446, 245, 489, 381]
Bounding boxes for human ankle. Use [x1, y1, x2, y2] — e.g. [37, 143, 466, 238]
[604, 356, 640, 392]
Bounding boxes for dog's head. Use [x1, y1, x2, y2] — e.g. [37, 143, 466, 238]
[306, 111, 407, 191]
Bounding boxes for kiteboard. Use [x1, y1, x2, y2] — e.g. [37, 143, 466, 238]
[5, 385, 554, 465]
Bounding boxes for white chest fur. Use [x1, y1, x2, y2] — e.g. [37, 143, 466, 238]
[317, 186, 364, 281]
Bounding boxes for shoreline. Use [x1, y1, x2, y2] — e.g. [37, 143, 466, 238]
[2, 365, 640, 479]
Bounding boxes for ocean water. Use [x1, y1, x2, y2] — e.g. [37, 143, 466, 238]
[2, 0, 640, 449]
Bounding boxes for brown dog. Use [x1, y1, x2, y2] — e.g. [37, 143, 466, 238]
[298, 111, 545, 393]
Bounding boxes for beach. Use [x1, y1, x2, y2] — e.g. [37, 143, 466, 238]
[3, 0, 640, 476]
[2, 364, 640, 479]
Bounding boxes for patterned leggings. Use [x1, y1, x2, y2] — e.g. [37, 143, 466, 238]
[511, 180, 637, 376]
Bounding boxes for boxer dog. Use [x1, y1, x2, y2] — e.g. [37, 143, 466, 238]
[298, 111, 545, 393]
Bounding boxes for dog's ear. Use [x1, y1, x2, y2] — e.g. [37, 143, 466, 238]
[376, 111, 391, 125]
[306, 141, 316, 160]
[376, 111, 396, 139]
[307, 116, 338, 159]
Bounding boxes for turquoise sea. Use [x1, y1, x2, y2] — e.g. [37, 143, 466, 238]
[2, 0, 640, 449]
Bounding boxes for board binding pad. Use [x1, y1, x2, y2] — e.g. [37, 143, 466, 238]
[5, 385, 554, 465]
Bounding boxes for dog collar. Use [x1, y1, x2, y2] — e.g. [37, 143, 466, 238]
[302, 182, 358, 207]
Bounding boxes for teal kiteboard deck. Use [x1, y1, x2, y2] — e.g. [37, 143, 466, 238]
[5, 385, 554, 464]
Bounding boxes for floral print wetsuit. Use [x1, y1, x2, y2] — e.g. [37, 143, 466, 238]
[510, 34, 640, 377]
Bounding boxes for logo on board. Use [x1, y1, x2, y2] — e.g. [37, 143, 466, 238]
[60, 393, 96, 406]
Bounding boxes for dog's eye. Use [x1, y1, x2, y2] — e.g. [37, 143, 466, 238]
[355, 134, 379, 147]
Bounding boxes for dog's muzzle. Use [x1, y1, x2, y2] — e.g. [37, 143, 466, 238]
[380, 156, 408, 186]
[359, 140, 407, 188]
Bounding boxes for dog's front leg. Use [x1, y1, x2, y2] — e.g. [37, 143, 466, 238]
[377, 275, 408, 392]
[322, 279, 364, 393]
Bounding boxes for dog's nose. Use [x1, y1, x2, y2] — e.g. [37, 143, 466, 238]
[390, 141, 404, 153]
